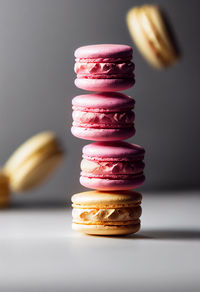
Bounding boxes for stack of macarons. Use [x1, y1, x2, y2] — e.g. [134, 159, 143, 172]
[71, 44, 145, 236]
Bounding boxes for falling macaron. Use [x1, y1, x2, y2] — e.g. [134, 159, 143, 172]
[3, 132, 64, 192]
[127, 5, 180, 69]
[0, 170, 10, 208]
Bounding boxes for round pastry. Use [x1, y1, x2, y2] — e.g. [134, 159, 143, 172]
[72, 190, 142, 236]
[127, 5, 180, 69]
[80, 141, 145, 191]
[74, 44, 135, 91]
[71, 92, 135, 141]
[3, 131, 64, 192]
[0, 170, 10, 208]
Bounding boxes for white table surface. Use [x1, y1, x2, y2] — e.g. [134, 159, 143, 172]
[0, 191, 200, 292]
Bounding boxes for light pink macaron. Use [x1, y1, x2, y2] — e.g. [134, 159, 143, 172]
[74, 44, 135, 91]
[71, 92, 135, 141]
[80, 141, 145, 191]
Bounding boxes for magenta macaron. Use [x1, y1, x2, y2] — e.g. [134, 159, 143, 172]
[74, 44, 135, 91]
[80, 141, 145, 191]
[71, 92, 135, 141]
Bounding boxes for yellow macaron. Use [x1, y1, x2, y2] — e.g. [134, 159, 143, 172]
[72, 190, 142, 236]
[3, 131, 64, 192]
[127, 5, 180, 69]
[0, 170, 10, 208]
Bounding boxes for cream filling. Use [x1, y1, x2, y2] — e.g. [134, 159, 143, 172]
[72, 111, 134, 127]
[81, 159, 144, 176]
[72, 206, 142, 223]
[74, 62, 134, 75]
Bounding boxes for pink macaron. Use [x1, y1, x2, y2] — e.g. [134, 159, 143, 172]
[74, 44, 135, 91]
[80, 141, 145, 191]
[71, 92, 135, 141]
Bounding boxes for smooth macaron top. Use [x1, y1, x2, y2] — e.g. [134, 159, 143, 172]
[72, 190, 142, 207]
[82, 141, 145, 161]
[75, 44, 133, 60]
[72, 92, 135, 113]
[83, 141, 145, 161]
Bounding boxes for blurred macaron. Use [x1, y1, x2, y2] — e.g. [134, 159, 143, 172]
[3, 131, 64, 192]
[0, 170, 10, 208]
[127, 4, 180, 69]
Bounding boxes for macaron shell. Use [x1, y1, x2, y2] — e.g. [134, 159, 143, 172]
[72, 222, 140, 236]
[75, 44, 133, 59]
[71, 126, 135, 141]
[82, 141, 145, 161]
[72, 190, 142, 207]
[75, 78, 135, 92]
[72, 92, 135, 112]
[80, 173, 145, 191]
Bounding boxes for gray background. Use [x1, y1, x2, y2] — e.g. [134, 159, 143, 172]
[0, 0, 199, 202]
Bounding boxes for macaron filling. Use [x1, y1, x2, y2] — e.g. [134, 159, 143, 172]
[75, 60, 134, 79]
[75, 61, 134, 77]
[81, 159, 144, 176]
[75, 57, 132, 63]
[72, 111, 135, 129]
[72, 206, 142, 223]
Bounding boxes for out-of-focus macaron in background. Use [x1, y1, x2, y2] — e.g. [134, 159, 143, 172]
[3, 131, 64, 193]
[0, 170, 10, 208]
[126, 4, 180, 69]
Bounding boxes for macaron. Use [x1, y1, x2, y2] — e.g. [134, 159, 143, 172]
[71, 92, 135, 141]
[127, 5, 180, 69]
[0, 170, 10, 208]
[72, 190, 142, 236]
[3, 131, 64, 192]
[80, 141, 145, 191]
[74, 44, 135, 91]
